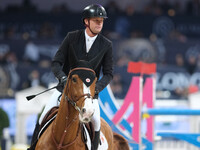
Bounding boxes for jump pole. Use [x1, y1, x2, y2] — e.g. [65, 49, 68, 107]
[127, 61, 156, 150]
[127, 62, 200, 149]
[144, 109, 200, 116]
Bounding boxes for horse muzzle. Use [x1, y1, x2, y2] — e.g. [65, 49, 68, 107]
[79, 108, 94, 123]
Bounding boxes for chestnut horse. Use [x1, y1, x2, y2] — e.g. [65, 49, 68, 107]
[35, 48, 129, 150]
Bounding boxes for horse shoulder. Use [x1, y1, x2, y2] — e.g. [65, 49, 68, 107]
[36, 124, 55, 150]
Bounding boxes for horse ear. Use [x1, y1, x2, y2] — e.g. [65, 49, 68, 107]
[89, 48, 107, 70]
[69, 44, 78, 68]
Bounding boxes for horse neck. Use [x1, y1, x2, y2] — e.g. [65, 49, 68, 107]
[53, 94, 80, 144]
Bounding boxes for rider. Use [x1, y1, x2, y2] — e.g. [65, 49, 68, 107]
[29, 4, 113, 150]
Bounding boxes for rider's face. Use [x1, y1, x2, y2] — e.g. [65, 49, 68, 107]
[85, 17, 104, 35]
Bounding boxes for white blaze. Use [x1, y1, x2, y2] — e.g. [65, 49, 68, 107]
[79, 83, 95, 122]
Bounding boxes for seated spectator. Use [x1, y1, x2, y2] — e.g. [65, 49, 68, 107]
[144, 0, 162, 15]
[116, 55, 131, 67]
[175, 53, 184, 67]
[38, 22, 55, 38]
[22, 70, 43, 88]
[0, 45, 10, 64]
[23, 39, 40, 64]
[105, 1, 121, 15]
[6, 51, 18, 65]
[124, 4, 135, 16]
[4, 26, 16, 39]
[171, 87, 188, 99]
[186, 0, 200, 16]
[185, 55, 197, 74]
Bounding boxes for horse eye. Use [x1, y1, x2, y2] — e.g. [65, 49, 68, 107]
[72, 77, 77, 83]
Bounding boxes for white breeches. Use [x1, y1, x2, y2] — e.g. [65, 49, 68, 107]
[39, 90, 61, 125]
[38, 90, 101, 131]
[91, 99, 101, 131]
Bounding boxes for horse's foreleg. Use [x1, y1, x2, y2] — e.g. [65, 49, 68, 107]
[100, 118, 114, 150]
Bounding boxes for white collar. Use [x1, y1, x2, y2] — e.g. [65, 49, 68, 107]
[85, 30, 98, 42]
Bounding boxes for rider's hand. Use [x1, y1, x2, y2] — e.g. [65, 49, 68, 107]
[60, 76, 67, 87]
[94, 88, 99, 99]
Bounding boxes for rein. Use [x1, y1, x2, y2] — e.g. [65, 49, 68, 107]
[51, 116, 80, 150]
[51, 67, 95, 150]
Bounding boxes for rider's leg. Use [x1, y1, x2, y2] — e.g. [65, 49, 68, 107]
[39, 90, 61, 124]
[91, 99, 101, 150]
[29, 90, 61, 149]
[30, 122, 40, 146]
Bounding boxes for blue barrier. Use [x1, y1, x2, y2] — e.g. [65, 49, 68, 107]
[157, 133, 200, 147]
[146, 109, 200, 115]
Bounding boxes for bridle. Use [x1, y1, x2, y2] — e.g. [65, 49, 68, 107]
[51, 67, 96, 150]
[65, 93, 92, 112]
[65, 67, 96, 112]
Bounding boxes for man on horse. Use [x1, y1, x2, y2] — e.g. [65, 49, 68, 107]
[29, 4, 113, 150]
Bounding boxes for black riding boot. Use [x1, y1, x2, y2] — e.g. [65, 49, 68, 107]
[27, 122, 40, 150]
[92, 130, 100, 150]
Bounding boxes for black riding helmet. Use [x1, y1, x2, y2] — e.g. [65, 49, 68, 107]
[82, 4, 107, 24]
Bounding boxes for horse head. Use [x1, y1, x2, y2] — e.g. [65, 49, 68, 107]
[65, 67, 96, 123]
[63, 45, 106, 123]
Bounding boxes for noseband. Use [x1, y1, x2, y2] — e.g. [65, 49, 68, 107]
[64, 93, 92, 112]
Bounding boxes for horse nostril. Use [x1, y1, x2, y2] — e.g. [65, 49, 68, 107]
[90, 112, 94, 117]
[84, 118, 89, 122]
[82, 108, 86, 114]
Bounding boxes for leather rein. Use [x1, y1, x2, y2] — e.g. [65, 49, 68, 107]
[51, 67, 96, 150]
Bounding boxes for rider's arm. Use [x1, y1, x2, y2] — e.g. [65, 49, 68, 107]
[95, 43, 113, 93]
[51, 33, 70, 80]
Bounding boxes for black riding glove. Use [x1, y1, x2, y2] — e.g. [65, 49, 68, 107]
[60, 76, 67, 87]
[57, 76, 67, 92]
[94, 88, 99, 99]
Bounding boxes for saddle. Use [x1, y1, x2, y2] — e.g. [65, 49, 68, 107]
[28, 107, 59, 150]
[40, 106, 59, 132]
[39, 106, 95, 144]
